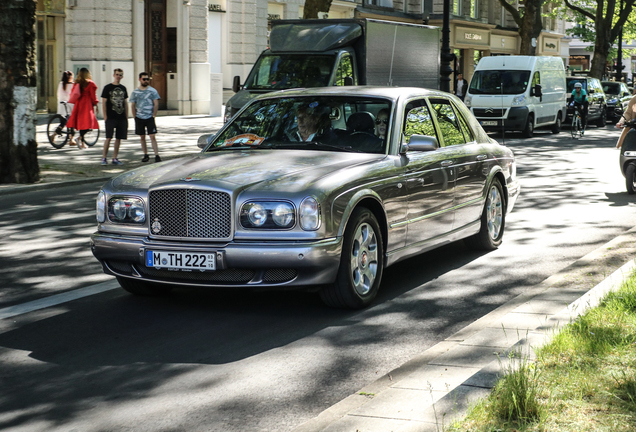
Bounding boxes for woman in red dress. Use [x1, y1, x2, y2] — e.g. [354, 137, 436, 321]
[66, 68, 99, 149]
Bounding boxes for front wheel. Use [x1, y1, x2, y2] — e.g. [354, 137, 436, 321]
[465, 178, 505, 250]
[571, 115, 581, 139]
[626, 163, 636, 195]
[596, 107, 607, 128]
[319, 207, 384, 309]
[47, 114, 69, 149]
[82, 128, 100, 147]
[522, 114, 534, 138]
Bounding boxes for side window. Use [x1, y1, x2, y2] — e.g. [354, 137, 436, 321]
[429, 99, 466, 146]
[532, 71, 541, 87]
[403, 99, 437, 144]
[453, 102, 475, 142]
[334, 55, 354, 86]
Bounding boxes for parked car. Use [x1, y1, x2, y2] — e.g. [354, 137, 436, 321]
[602, 81, 632, 122]
[91, 87, 520, 309]
[565, 77, 607, 127]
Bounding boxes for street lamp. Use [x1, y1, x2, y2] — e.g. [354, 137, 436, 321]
[440, 0, 453, 92]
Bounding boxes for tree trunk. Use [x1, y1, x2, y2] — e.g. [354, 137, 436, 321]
[302, 0, 333, 19]
[518, 0, 543, 55]
[0, 0, 39, 184]
[589, 14, 613, 79]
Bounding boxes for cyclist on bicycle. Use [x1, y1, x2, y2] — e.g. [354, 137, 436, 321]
[570, 82, 588, 135]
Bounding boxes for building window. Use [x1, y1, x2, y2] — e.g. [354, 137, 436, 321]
[454, 0, 461, 15]
[471, 0, 479, 19]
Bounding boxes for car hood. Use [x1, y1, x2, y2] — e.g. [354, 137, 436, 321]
[109, 150, 384, 192]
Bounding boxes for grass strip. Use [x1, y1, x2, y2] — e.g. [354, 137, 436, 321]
[447, 268, 636, 432]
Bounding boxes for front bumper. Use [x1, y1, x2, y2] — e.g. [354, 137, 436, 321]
[506, 179, 521, 215]
[474, 107, 529, 132]
[91, 232, 343, 289]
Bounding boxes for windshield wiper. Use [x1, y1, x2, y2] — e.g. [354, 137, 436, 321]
[305, 142, 362, 153]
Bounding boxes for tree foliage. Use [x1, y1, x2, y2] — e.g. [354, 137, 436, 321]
[561, 0, 636, 78]
[497, 0, 546, 55]
[302, 0, 333, 18]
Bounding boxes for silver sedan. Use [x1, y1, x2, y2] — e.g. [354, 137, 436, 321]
[91, 87, 520, 309]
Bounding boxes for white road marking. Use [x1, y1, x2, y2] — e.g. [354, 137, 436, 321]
[0, 280, 119, 320]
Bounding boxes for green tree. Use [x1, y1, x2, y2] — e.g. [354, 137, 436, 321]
[562, 0, 636, 78]
[0, 0, 39, 184]
[497, 0, 546, 55]
[302, 0, 333, 18]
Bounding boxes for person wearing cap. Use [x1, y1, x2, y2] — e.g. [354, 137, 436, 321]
[570, 82, 588, 135]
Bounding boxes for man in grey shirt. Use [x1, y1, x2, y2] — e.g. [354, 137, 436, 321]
[129, 72, 161, 162]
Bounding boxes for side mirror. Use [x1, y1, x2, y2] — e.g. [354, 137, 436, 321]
[197, 134, 213, 149]
[531, 84, 542, 98]
[232, 76, 241, 93]
[401, 134, 438, 153]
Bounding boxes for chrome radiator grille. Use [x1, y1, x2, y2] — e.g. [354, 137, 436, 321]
[148, 189, 232, 240]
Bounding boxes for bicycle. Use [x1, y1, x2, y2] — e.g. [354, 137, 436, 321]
[47, 101, 100, 149]
[570, 103, 585, 139]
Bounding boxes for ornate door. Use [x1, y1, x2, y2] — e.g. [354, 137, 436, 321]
[145, 0, 167, 110]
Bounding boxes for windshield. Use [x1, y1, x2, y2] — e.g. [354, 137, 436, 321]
[244, 54, 336, 90]
[602, 83, 621, 95]
[209, 96, 392, 154]
[469, 70, 531, 95]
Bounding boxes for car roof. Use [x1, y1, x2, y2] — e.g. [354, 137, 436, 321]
[254, 86, 454, 102]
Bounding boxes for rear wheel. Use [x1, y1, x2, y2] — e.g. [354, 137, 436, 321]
[117, 276, 172, 296]
[551, 114, 561, 134]
[626, 163, 636, 195]
[47, 115, 69, 149]
[465, 178, 505, 250]
[522, 114, 534, 138]
[319, 207, 384, 309]
[82, 128, 100, 147]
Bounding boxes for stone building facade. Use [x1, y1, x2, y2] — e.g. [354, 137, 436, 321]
[35, 0, 568, 115]
[37, 0, 211, 115]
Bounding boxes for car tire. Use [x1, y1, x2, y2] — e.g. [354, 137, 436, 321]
[522, 114, 534, 138]
[626, 163, 636, 195]
[464, 178, 505, 251]
[551, 114, 561, 134]
[117, 276, 172, 296]
[596, 107, 607, 128]
[319, 207, 384, 309]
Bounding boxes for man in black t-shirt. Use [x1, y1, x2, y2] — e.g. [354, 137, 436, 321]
[100, 68, 129, 165]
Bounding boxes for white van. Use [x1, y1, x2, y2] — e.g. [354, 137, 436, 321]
[464, 56, 567, 137]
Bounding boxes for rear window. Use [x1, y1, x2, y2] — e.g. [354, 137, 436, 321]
[567, 79, 587, 92]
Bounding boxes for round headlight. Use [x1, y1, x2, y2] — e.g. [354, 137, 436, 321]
[299, 197, 320, 230]
[248, 204, 268, 226]
[112, 200, 127, 220]
[129, 201, 145, 223]
[272, 203, 294, 227]
[96, 190, 106, 223]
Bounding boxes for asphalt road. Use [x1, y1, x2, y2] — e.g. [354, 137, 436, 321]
[0, 125, 635, 431]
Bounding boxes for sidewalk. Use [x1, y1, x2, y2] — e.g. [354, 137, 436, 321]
[0, 114, 225, 195]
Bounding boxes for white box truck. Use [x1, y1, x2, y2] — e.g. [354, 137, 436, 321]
[464, 56, 567, 137]
[224, 19, 441, 122]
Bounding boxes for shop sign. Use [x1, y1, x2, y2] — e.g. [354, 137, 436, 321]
[209, 4, 226, 12]
[268, 14, 281, 20]
[543, 38, 559, 53]
[455, 27, 489, 46]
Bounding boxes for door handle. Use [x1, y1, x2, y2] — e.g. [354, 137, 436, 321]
[441, 160, 454, 167]
[476, 154, 487, 161]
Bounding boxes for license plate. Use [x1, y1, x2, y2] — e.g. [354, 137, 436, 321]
[480, 120, 498, 126]
[146, 250, 216, 271]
